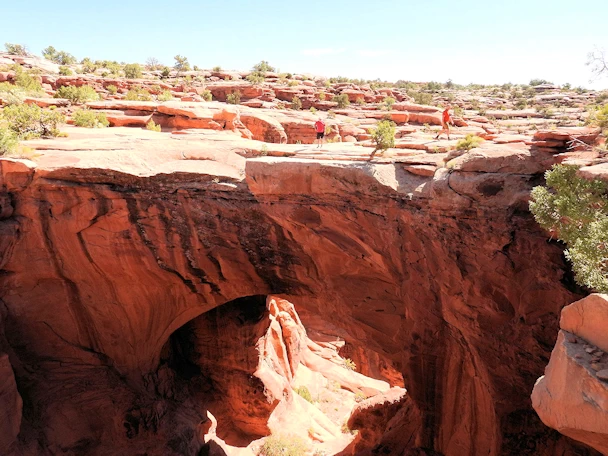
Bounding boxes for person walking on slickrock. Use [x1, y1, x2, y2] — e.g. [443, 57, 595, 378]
[435, 105, 453, 140]
[314, 117, 326, 148]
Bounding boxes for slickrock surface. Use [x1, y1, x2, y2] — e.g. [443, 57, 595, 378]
[532, 294, 608, 455]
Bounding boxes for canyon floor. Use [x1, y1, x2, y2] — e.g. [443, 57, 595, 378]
[1, 53, 608, 456]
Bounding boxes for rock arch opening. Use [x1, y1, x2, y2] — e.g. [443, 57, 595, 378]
[158, 295, 411, 455]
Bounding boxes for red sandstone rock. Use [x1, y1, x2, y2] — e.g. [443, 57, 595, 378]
[532, 293, 608, 455]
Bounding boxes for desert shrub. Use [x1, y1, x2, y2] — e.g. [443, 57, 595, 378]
[72, 109, 109, 128]
[309, 106, 317, 114]
[515, 99, 528, 110]
[318, 92, 326, 101]
[173, 55, 191, 72]
[288, 80, 299, 87]
[1, 103, 65, 138]
[123, 63, 142, 79]
[0, 83, 26, 105]
[425, 81, 442, 92]
[58, 66, 72, 76]
[291, 96, 302, 110]
[370, 120, 395, 153]
[101, 61, 121, 77]
[80, 58, 97, 74]
[530, 78, 552, 86]
[13, 66, 43, 94]
[55, 85, 99, 103]
[253, 60, 275, 73]
[0, 125, 18, 155]
[354, 391, 366, 402]
[382, 96, 396, 110]
[157, 90, 173, 101]
[356, 97, 365, 105]
[226, 91, 241, 105]
[407, 90, 433, 105]
[455, 134, 483, 151]
[332, 94, 350, 109]
[327, 110, 336, 119]
[212, 65, 222, 72]
[4, 43, 27, 55]
[125, 87, 152, 101]
[42, 47, 76, 65]
[146, 120, 161, 132]
[161, 66, 171, 79]
[294, 386, 313, 403]
[258, 435, 307, 456]
[106, 85, 118, 95]
[587, 104, 608, 133]
[202, 89, 212, 101]
[530, 164, 608, 292]
[246, 71, 265, 85]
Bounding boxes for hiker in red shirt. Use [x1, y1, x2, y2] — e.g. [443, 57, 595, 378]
[314, 118, 326, 148]
[435, 105, 453, 140]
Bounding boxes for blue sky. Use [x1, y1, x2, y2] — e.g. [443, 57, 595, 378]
[3, 0, 608, 88]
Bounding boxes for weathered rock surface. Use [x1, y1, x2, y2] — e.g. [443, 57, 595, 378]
[532, 294, 608, 455]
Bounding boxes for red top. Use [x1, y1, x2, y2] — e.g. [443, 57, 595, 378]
[315, 120, 325, 133]
[442, 109, 451, 123]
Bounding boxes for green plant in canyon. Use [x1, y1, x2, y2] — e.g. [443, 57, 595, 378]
[258, 435, 308, 456]
[55, 85, 99, 103]
[530, 164, 608, 292]
[1, 103, 65, 139]
[72, 109, 109, 128]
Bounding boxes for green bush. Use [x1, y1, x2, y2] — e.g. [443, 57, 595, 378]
[226, 91, 241, 105]
[123, 63, 142, 79]
[157, 90, 173, 101]
[42, 47, 76, 65]
[258, 435, 308, 456]
[246, 72, 265, 85]
[146, 120, 161, 132]
[294, 386, 313, 403]
[455, 134, 483, 151]
[173, 55, 191, 72]
[1, 103, 65, 139]
[4, 43, 27, 56]
[0, 83, 26, 105]
[530, 165, 608, 292]
[327, 110, 336, 119]
[530, 79, 552, 86]
[318, 92, 326, 101]
[58, 66, 73, 76]
[161, 66, 171, 79]
[587, 104, 608, 133]
[309, 106, 317, 114]
[55, 85, 99, 103]
[125, 87, 152, 101]
[407, 90, 433, 105]
[253, 60, 275, 73]
[202, 89, 212, 101]
[291, 96, 302, 110]
[212, 65, 222, 72]
[343, 358, 357, 371]
[332, 94, 350, 109]
[0, 125, 18, 155]
[382, 96, 396, 110]
[72, 109, 109, 128]
[106, 85, 118, 95]
[80, 58, 98, 74]
[356, 97, 365, 105]
[13, 66, 43, 94]
[370, 120, 395, 153]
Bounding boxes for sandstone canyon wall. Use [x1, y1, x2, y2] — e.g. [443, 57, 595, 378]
[0, 154, 598, 455]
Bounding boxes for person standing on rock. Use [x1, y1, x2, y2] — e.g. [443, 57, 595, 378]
[435, 105, 453, 140]
[314, 118, 326, 148]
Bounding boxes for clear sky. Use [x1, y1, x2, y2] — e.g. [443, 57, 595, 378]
[2, 0, 608, 89]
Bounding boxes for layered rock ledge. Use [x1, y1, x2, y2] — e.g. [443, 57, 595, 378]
[0, 127, 603, 455]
